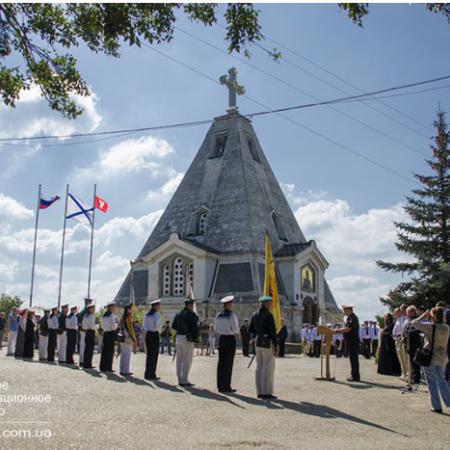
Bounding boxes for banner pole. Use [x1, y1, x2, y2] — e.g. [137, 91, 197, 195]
[87, 184, 97, 299]
[57, 185, 69, 310]
[29, 184, 41, 308]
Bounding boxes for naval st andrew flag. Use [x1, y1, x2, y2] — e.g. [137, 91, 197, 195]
[264, 231, 282, 334]
[66, 193, 94, 226]
[39, 194, 60, 209]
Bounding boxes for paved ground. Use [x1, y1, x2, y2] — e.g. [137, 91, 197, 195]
[0, 350, 449, 450]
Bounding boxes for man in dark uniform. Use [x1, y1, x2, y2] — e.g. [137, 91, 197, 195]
[240, 319, 251, 357]
[57, 304, 69, 364]
[214, 296, 240, 393]
[334, 305, 360, 382]
[172, 299, 199, 386]
[249, 296, 278, 399]
[277, 319, 288, 357]
[100, 302, 118, 373]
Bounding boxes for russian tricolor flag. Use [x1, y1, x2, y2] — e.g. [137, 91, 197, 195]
[39, 195, 60, 209]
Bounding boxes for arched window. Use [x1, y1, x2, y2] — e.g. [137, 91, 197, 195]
[160, 256, 193, 297]
[248, 137, 261, 163]
[189, 206, 210, 236]
[213, 133, 228, 158]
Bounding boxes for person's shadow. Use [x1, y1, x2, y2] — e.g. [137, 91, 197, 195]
[153, 380, 184, 393]
[334, 379, 400, 391]
[82, 368, 102, 378]
[230, 394, 407, 436]
[184, 386, 244, 409]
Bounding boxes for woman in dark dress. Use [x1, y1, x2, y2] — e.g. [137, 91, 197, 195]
[23, 310, 36, 359]
[14, 309, 27, 357]
[377, 313, 401, 376]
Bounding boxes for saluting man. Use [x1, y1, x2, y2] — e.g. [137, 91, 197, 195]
[100, 302, 118, 373]
[65, 306, 78, 365]
[334, 305, 361, 382]
[249, 296, 278, 400]
[57, 304, 69, 364]
[143, 299, 162, 380]
[47, 307, 59, 362]
[172, 298, 199, 387]
[215, 296, 240, 393]
[82, 303, 96, 369]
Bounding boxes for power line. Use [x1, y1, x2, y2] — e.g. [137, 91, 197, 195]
[176, 26, 429, 157]
[260, 34, 434, 134]
[1, 70, 447, 145]
[145, 44, 419, 187]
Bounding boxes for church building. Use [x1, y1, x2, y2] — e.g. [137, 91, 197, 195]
[114, 68, 341, 339]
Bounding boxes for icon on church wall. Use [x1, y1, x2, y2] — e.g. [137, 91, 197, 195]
[301, 264, 315, 293]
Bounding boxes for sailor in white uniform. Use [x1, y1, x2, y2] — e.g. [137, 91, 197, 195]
[47, 307, 59, 362]
[100, 302, 118, 373]
[81, 303, 96, 369]
[65, 306, 78, 365]
[214, 296, 240, 393]
[142, 300, 161, 380]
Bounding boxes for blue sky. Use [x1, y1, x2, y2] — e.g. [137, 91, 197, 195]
[0, 4, 449, 318]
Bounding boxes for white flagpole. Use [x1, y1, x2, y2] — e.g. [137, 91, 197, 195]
[87, 184, 97, 300]
[57, 185, 69, 310]
[29, 184, 41, 308]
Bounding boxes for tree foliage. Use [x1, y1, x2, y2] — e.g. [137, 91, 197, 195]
[0, 293, 24, 315]
[377, 111, 450, 310]
[0, 3, 262, 118]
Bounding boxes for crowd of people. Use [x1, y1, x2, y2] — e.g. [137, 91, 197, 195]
[2, 297, 450, 410]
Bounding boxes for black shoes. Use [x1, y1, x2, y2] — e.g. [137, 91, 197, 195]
[219, 388, 236, 394]
[179, 382, 194, 387]
[258, 394, 277, 400]
[431, 409, 443, 414]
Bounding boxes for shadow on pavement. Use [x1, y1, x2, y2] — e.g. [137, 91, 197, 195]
[334, 379, 400, 391]
[153, 380, 184, 393]
[184, 386, 245, 409]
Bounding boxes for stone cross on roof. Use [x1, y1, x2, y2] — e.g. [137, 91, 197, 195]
[219, 67, 245, 113]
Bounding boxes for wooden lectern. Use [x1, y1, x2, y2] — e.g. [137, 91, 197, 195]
[315, 325, 335, 381]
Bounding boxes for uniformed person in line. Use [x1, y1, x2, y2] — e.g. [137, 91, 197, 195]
[172, 298, 199, 387]
[81, 303, 96, 369]
[47, 307, 59, 362]
[143, 299, 162, 380]
[100, 302, 118, 373]
[334, 305, 361, 382]
[38, 309, 49, 361]
[249, 296, 278, 400]
[214, 296, 240, 393]
[57, 304, 69, 363]
[65, 306, 79, 365]
[78, 298, 92, 367]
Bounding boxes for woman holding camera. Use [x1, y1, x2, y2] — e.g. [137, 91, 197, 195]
[412, 307, 450, 413]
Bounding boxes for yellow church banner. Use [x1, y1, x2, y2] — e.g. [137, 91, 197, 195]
[264, 231, 282, 333]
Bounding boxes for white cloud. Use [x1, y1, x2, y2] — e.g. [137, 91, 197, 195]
[0, 193, 34, 220]
[147, 171, 184, 200]
[74, 136, 174, 181]
[96, 210, 163, 246]
[0, 85, 102, 140]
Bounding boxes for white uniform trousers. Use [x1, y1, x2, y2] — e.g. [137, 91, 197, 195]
[395, 338, 409, 379]
[255, 346, 275, 396]
[57, 332, 67, 362]
[176, 335, 194, 384]
[38, 335, 48, 360]
[7, 331, 17, 355]
[79, 331, 86, 365]
[120, 342, 132, 374]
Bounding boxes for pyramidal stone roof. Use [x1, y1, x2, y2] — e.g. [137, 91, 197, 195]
[137, 111, 307, 258]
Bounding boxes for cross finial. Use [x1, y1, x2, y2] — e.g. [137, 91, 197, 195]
[219, 67, 245, 113]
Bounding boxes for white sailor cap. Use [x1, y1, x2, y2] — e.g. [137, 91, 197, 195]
[220, 295, 235, 304]
[87, 302, 95, 309]
[342, 304, 354, 310]
[70, 306, 78, 311]
[106, 301, 116, 307]
[151, 299, 161, 306]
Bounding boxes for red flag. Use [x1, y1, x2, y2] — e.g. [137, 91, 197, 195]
[94, 195, 108, 213]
